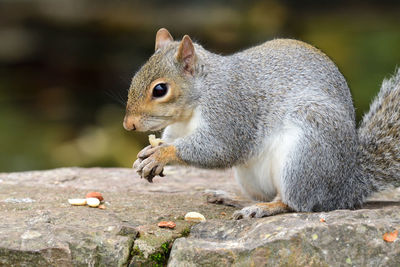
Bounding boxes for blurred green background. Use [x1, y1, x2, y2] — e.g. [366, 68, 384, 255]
[0, 0, 399, 172]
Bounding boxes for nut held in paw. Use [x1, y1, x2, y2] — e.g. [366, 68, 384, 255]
[184, 212, 206, 222]
[149, 134, 164, 147]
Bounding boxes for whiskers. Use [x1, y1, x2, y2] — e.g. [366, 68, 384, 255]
[151, 115, 173, 119]
[105, 88, 128, 107]
[146, 116, 167, 123]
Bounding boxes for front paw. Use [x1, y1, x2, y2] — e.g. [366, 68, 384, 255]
[133, 158, 162, 182]
[135, 153, 165, 183]
[134, 144, 177, 182]
[137, 145, 156, 159]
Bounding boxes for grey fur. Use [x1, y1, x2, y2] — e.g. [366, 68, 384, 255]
[128, 37, 400, 212]
[358, 68, 400, 191]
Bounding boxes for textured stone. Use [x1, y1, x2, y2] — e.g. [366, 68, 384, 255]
[0, 167, 236, 266]
[0, 166, 399, 266]
[169, 201, 400, 267]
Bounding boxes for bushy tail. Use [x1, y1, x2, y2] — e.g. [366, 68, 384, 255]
[358, 68, 400, 191]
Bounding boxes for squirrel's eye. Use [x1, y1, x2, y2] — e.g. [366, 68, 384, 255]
[152, 83, 168, 98]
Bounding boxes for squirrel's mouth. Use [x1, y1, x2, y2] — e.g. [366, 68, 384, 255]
[123, 114, 173, 132]
[144, 116, 173, 132]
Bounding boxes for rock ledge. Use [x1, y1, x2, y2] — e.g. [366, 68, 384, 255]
[0, 167, 399, 266]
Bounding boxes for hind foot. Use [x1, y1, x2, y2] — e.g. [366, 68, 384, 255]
[233, 200, 292, 219]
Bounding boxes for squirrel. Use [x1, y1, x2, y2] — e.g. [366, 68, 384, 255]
[123, 28, 400, 219]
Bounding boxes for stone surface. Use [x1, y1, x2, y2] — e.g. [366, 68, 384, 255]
[0, 167, 237, 266]
[169, 206, 400, 266]
[0, 166, 400, 266]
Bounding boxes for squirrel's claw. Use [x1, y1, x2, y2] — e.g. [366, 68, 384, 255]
[133, 143, 175, 182]
[233, 201, 291, 220]
[134, 151, 165, 182]
[233, 205, 266, 220]
[141, 160, 162, 179]
[133, 157, 142, 170]
[137, 145, 157, 159]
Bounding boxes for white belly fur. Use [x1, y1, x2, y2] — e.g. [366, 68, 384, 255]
[162, 107, 202, 142]
[234, 122, 302, 202]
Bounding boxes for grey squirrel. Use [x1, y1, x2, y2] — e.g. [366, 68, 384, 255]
[123, 28, 400, 219]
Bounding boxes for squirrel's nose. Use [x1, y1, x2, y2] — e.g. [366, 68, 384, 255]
[123, 116, 137, 131]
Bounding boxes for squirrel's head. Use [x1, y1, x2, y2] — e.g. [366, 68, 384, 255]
[124, 28, 198, 132]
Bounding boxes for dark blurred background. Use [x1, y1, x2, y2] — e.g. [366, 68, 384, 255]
[0, 0, 399, 172]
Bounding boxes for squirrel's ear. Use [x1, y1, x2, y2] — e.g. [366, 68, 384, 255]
[176, 35, 196, 75]
[155, 28, 173, 51]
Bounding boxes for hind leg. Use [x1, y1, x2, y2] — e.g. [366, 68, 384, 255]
[232, 165, 291, 219]
[232, 196, 292, 219]
[231, 124, 303, 219]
